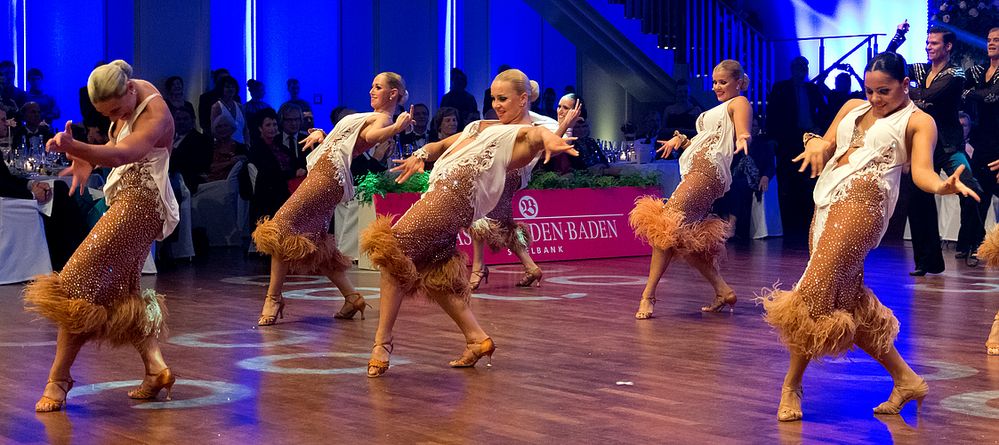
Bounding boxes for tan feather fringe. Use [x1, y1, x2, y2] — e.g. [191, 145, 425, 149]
[470, 219, 532, 252]
[629, 196, 731, 258]
[23, 274, 168, 347]
[758, 286, 898, 359]
[253, 217, 351, 274]
[977, 228, 999, 268]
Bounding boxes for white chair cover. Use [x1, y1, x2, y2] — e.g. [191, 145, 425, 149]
[0, 198, 52, 284]
[191, 161, 249, 247]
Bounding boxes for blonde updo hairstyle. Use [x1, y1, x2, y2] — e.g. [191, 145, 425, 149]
[378, 72, 409, 105]
[88, 59, 133, 103]
[494, 69, 540, 104]
[714, 59, 750, 92]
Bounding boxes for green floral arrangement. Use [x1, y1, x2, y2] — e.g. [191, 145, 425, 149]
[354, 171, 430, 204]
[354, 169, 660, 203]
[931, 1, 999, 67]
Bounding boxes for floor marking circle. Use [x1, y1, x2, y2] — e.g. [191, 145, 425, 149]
[546, 275, 647, 286]
[221, 275, 329, 286]
[168, 329, 318, 348]
[237, 352, 412, 375]
[810, 357, 978, 382]
[939, 390, 999, 419]
[69, 379, 253, 409]
[283, 286, 381, 301]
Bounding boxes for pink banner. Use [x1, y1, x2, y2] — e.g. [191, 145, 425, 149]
[372, 186, 660, 264]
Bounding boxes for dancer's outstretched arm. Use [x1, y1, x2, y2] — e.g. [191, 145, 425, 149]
[47, 95, 170, 168]
[729, 96, 753, 154]
[509, 126, 578, 170]
[909, 111, 980, 201]
[390, 132, 462, 183]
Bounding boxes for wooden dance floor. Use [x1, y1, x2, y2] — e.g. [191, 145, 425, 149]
[1, 239, 998, 444]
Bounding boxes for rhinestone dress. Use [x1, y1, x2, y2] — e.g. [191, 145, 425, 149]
[629, 98, 738, 260]
[252, 113, 388, 274]
[761, 101, 917, 358]
[24, 93, 176, 345]
[361, 122, 528, 303]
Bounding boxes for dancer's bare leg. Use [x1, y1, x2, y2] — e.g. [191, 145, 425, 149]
[261, 257, 288, 316]
[856, 343, 922, 387]
[38, 329, 88, 403]
[684, 253, 736, 311]
[135, 335, 169, 375]
[371, 272, 405, 363]
[637, 247, 675, 317]
[511, 245, 539, 272]
[437, 295, 489, 344]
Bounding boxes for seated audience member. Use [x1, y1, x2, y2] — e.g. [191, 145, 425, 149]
[169, 107, 213, 193]
[199, 68, 236, 134]
[25, 68, 60, 123]
[210, 75, 247, 143]
[399, 103, 431, 149]
[276, 102, 309, 162]
[11, 102, 54, 149]
[79, 62, 112, 144]
[429, 106, 460, 143]
[541, 87, 557, 119]
[662, 79, 702, 136]
[248, 109, 302, 222]
[330, 105, 356, 127]
[0, 60, 26, 113]
[568, 117, 609, 170]
[207, 112, 248, 182]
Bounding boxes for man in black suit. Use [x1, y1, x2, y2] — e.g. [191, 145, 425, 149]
[767, 56, 827, 242]
[169, 107, 213, 193]
[11, 102, 54, 150]
[888, 23, 984, 274]
[441, 68, 478, 128]
[277, 102, 309, 166]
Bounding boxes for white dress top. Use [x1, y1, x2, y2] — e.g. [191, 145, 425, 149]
[811, 100, 918, 249]
[428, 121, 529, 221]
[104, 93, 180, 241]
[679, 97, 737, 192]
[305, 112, 391, 205]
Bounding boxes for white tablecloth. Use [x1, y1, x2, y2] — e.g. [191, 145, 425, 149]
[0, 197, 52, 284]
[605, 160, 783, 238]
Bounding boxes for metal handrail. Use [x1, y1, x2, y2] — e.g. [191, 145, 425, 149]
[777, 33, 886, 84]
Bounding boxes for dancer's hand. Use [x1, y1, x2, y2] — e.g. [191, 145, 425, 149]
[29, 181, 52, 204]
[394, 105, 414, 134]
[656, 136, 683, 159]
[46, 121, 78, 155]
[390, 156, 425, 183]
[987, 158, 999, 182]
[58, 154, 94, 196]
[735, 133, 750, 155]
[299, 130, 325, 151]
[542, 131, 578, 164]
[938, 164, 981, 202]
[793, 137, 832, 178]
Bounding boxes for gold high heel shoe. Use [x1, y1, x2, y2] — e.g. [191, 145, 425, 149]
[701, 292, 737, 313]
[987, 314, 999, 356]
[873, 378, 928, 415]
[334, 293, 370, 320]
[35, 378, 74, 413]
[367, 340, 394, 378]
[777, 386, 803, 422]
[516, 267, 542, 287]
[128, 368, 176, 400]
[449, 337, 496, 368]
[470, 266, 489, 291]
[635, 296, 656, 319]
[257, 294, 285, 326]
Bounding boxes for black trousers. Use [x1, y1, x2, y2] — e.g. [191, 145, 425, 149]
[908, 150, 984, 271]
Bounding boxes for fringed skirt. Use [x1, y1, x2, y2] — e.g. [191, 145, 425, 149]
[23, 168, 167, 346]
[978, 227, 999, 267]
[759, 177, 898, 358]
[629, 153, 730, 260]
[470, 170, 531, 252]
[252, 155, 351, 275]
[360, 168, 476, 305]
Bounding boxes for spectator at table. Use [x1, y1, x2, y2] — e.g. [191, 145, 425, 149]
[248, 108, 302, 223]
[568, 115, 609, 170]
[25, 68, 60, 123]
[199, 68, 239, 135]
[169, 107, 212, 193]
[12, 102, 54, 149]
[399, 103, 431, 149]
[210, 75, 247, 144]
[79, 62, 111, 145]
[429, 106, 459, 143]
[163, 76, 195, 119]
[0, 61, 26, 114]
[277, 102, 309, 162]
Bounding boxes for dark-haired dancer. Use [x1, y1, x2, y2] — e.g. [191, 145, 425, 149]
[887, 21, 985, 273]
[629, 60, 753, 318]
[26, 60, 180, 411]
[253, 73, 413, 325]
[761, 52, 979, 421]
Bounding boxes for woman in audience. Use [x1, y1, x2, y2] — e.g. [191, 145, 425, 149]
[629, 60, 753, 318]
[247, 109, 301, 226]
[360, 69, 576, 377]
[210, 75, 247, 143]
[253, 73, 412, 325]
[430, 106, 459, 142]
[27, 60, 179, 412]
[164, 76, 195, 118]
[760, 52, 977, 421]
[466, 94, 581, 290]
[206, 112, 248, 182]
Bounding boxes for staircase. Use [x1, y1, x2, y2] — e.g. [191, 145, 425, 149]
[609, 0, 774, 113]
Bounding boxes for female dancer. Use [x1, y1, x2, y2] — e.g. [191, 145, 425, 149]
[976, 234, 999, 355]
[629, 60, 752, 318]
[26, 60, 180, 411]
[761, 52, 978, 421]
[360, 69, 576, 377]
[254, 73, 413, 325]
[466, 95, 582, 290]
[975, 158, 999, 355]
